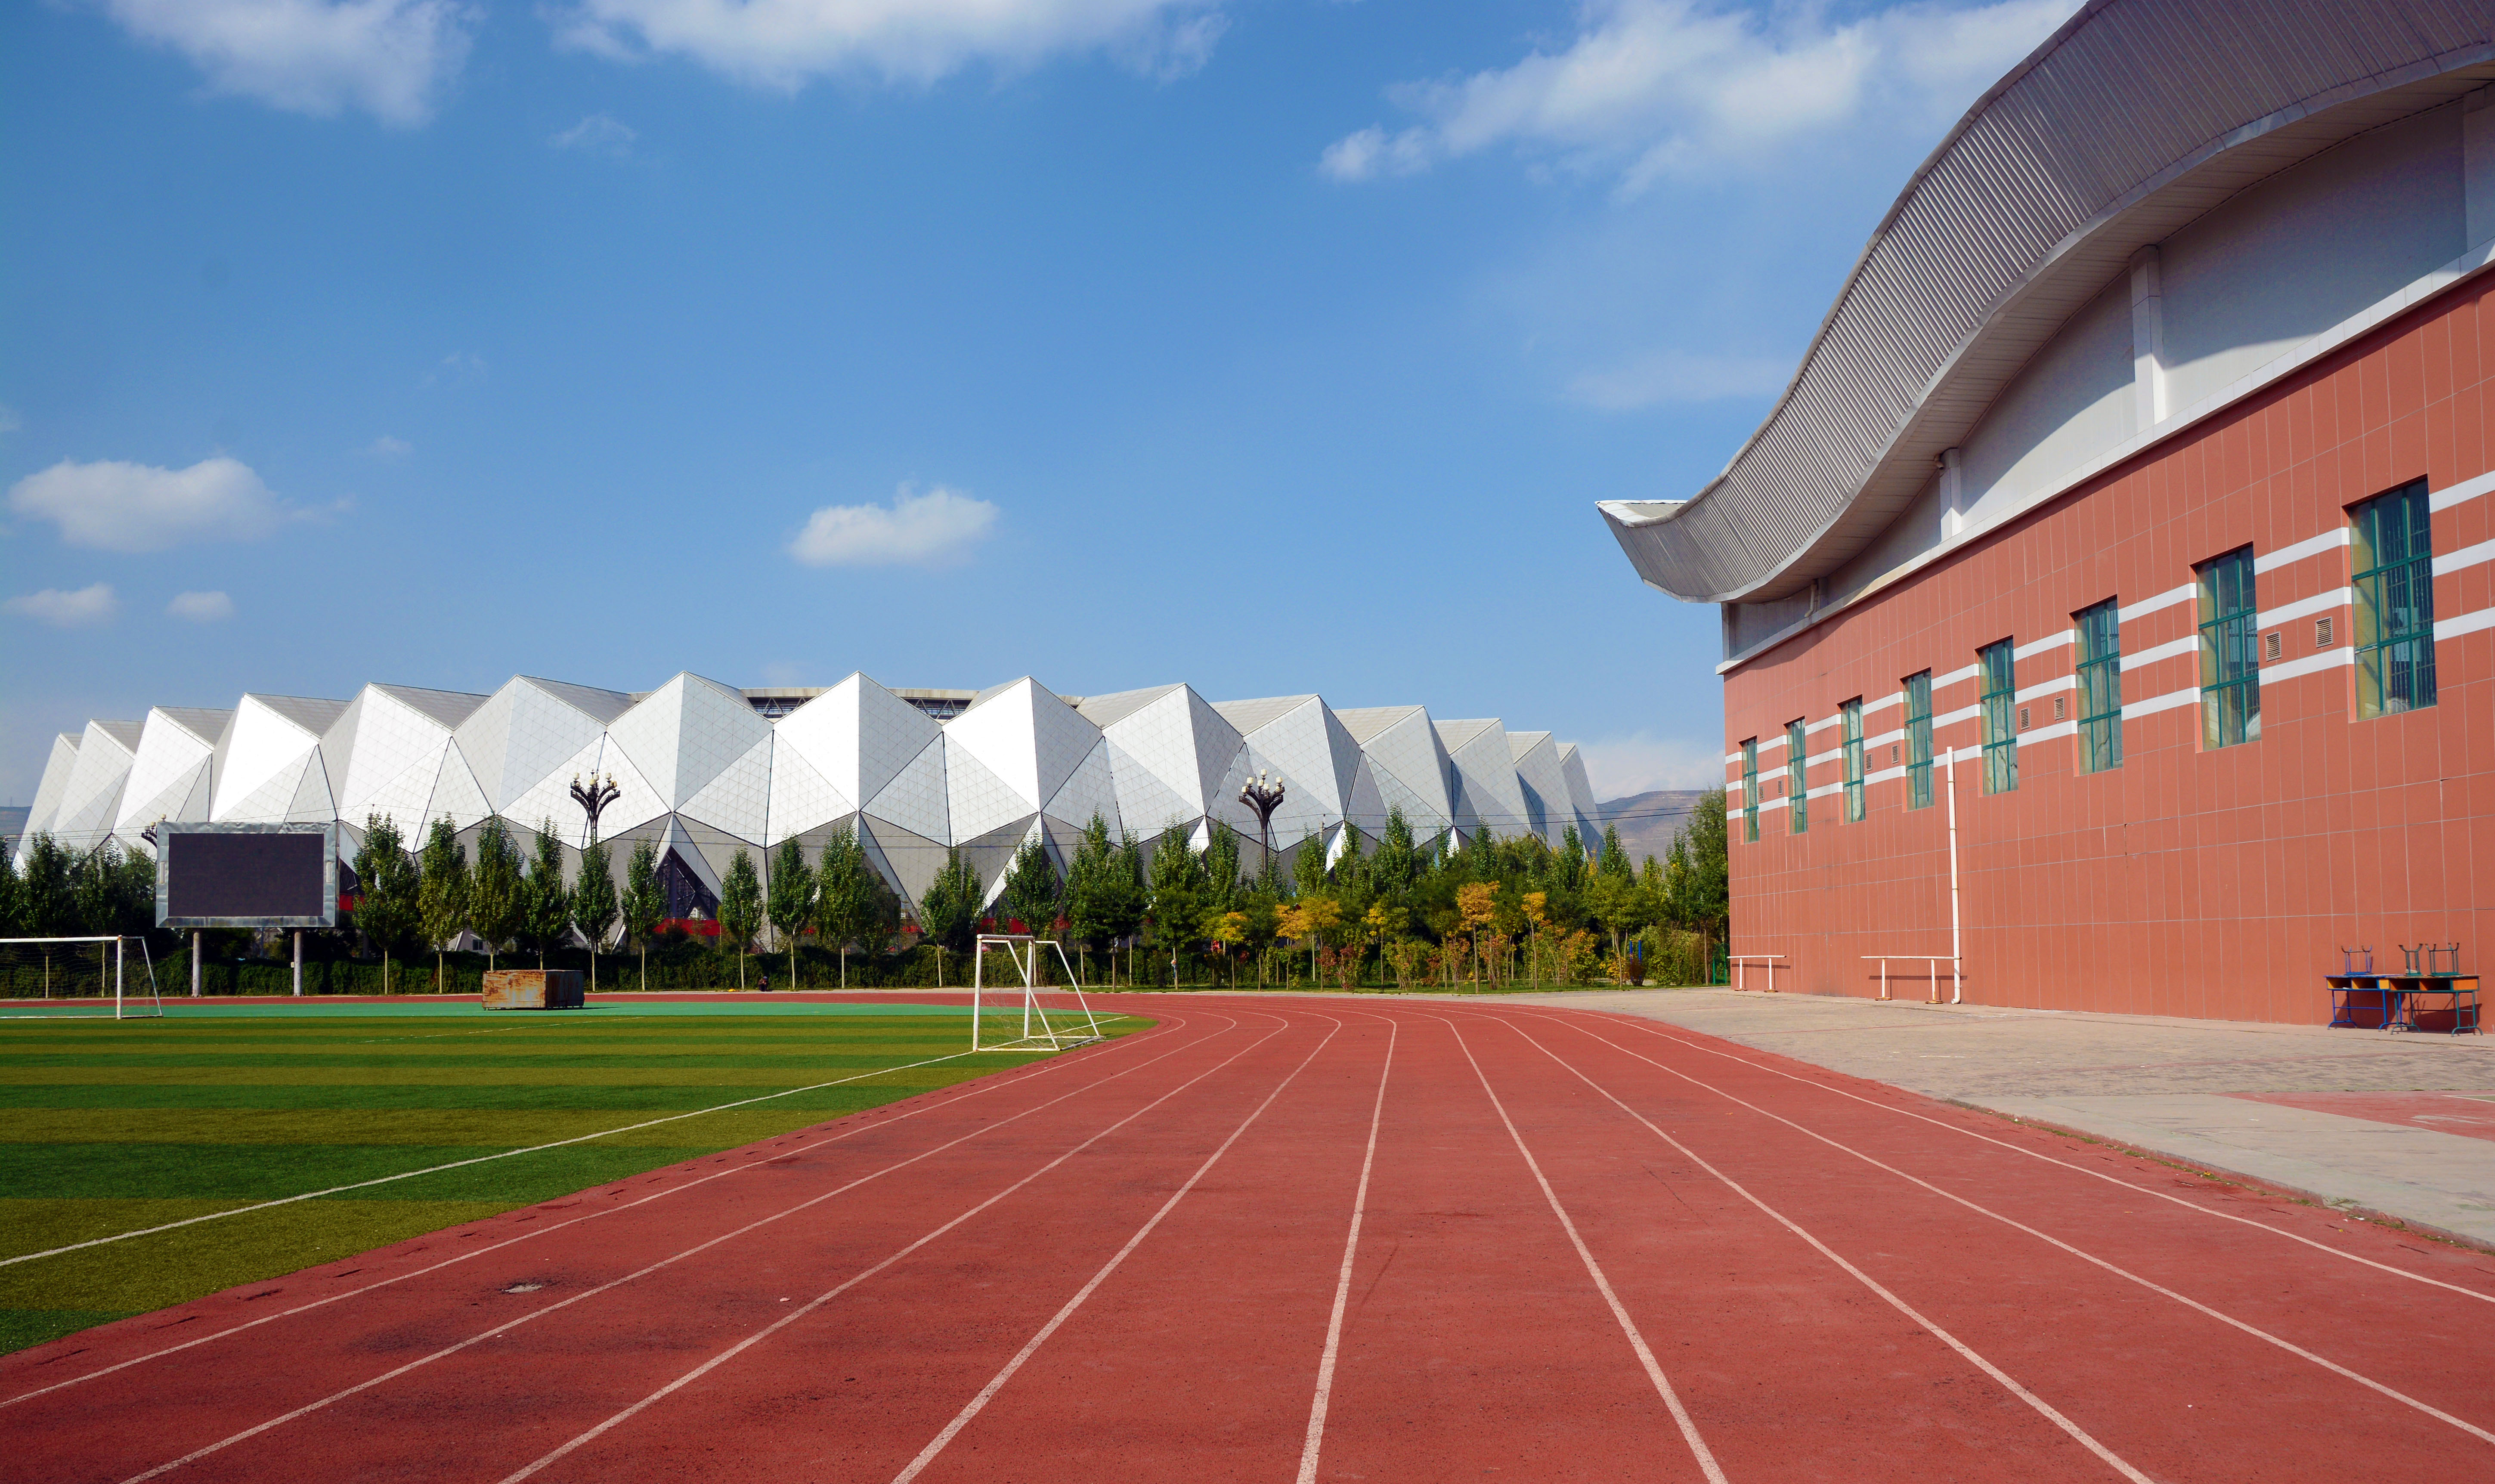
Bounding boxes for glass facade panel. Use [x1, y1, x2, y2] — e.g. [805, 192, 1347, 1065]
[2074, 598, 2123, 773]
[2197, 547, 2260, 749]
[1978, 639, 2017, 794]
[2351, 478, 2436, 718]
[1903, 673, 1933, 810]
[1787, 720, 1808, 833]
[1841, 698, 1865, 822]
[1741, 739, 1759, 842]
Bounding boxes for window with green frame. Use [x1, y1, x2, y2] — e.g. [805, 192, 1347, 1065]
[1903, 672, 1933, 809]
[1840, 698, 1865, 822]
[2351, 478, 2436, 717]
[2197, 546, 2259, 748]
[2073, 598, 2122, 773]
[1978, 638, 2017, 794]
[1786, 720, 1808, 833]
[1740, 739, 1759, 841]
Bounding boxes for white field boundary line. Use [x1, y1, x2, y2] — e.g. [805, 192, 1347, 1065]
[492, 1009, 1303, 1484]
[1582, 1011, 2495, 1305]
[1296, 1018, 1396, 1484]
[1463, 1012, 2149, 1483]
[114, 1014, 1263, 1484]
[1528, 1013, 2495, 1450]
[1429, 1013, 1730, 1484]
[1, 1018, 1133, 1271]
[0, 1013, 1193, 1413]
[884, 1012, 1346, 1484]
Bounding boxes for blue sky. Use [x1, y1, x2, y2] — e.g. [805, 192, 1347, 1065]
[0, 0, 2077, 807]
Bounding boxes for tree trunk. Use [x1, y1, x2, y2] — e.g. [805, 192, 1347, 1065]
[839, 944, 847, 989]
[436, 948, 444, 995]
[640, 943, 647, 991]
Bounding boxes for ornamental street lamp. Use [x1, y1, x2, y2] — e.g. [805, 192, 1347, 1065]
[1238, 769, 1286, 861]
[570, 773, 621, 837]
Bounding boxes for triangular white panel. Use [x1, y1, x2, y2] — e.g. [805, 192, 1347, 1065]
[287, 753, 337, 825]
[499, 735, 610, 845]
[51, 720, 143, 848]
[224, 752, 311, 825]
[681, 729, 774, 844]
[583, 739, 666, 840]
[214, 697, 331, 819]
[114, 708, 224, 850]
[1102, 736, 1196, 840]
[1439, 720, 1530, 839]
[1041, 738, 1121, 835]
[765, 742, 854, 844]
[942, 734, 1033, 844]
[864, 736, 950, 843]
[22, 733, 82, 846]
[455, 678, 613, 815]
[427, 746, 494, 833]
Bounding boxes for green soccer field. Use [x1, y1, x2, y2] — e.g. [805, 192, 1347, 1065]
[0, 1000, 1143, 1355]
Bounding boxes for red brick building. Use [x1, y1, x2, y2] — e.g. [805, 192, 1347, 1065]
[1603, 2, 2495, 1022]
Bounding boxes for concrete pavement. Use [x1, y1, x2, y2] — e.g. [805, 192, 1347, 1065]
[1498, 987, 2495, 1248]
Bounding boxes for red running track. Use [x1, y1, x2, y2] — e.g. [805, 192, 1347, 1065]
[7, 996, 2494, 1483]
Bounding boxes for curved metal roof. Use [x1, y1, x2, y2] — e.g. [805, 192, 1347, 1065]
[1604, 0, 2495, 605]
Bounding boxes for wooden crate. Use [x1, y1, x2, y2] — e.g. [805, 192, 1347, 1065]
[481, 969, 585, 1010]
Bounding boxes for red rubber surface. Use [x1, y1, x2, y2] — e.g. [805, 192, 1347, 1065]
[2229, 1090, 2495, 1143]
[7, 996, 2493, 1483]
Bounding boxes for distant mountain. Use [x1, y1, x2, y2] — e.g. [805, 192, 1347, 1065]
[0, 806, 26, 847]
[1596, 789, 1710, 867]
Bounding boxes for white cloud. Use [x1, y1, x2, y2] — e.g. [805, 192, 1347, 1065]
[4, 583, 119, 628]
[99, 0, 477, 127]
[1577, 731, 1726, 797]
[551, 112, 638, 155]
[1568, 349, 1792, 409]
[365, 434, 412, 457]
[167, 590, 238, 622]
[7, 456, 297, 553]
[551, 0, 1227, 89]
[0, 405, 21, 438]
[1322, 0, 2078, 192]
[789, 484, 997, 568]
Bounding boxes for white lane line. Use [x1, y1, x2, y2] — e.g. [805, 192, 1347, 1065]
[1296, 1018, 1396, 1484]
[495, 1014, 1303, 1484]
[1471, 1013, 2150, 1484]
[1, 1017, 1182, 1412]
[1579, 1010, 2495, 1305]
[1526, 1014, 2495, 1450]
[1430, 1014, 1729, 1484]
[2, 1030, 1149, 1270]
[888, 1014, 1345, 1484]
[102, 1018, 1241, 1484]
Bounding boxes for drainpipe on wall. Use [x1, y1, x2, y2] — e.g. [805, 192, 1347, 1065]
[1946, 745, 1963, 1005]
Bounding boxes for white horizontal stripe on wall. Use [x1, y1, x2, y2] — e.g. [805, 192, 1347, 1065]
[2123, 634, 2197, 670]
[1808, 747, 1845, 768]
[1862, 692, 1903, 715]
[1807, 781, 1845, 799]
[2015, 674, 2075, 703]
[2122, 688, 2197, 720]
[2015, 631, 2074, 661]
[2260, 587, 2351, 628]
[1934, 663, 1980, 689]
[2121, 583, 2196, 623]
[2431, 468, 2495, 511]
[2433, 538, 2495, 576]
[1935, 704, 1980, 730]
[2022, 718, 2079, 743]
[2255, 528, 2350, 572]
[2263, 647, 2353, 683]
[1805, 713, 1843, 734]
[1864, 764, 1907, 785]
[2438, 607, 2495, 640]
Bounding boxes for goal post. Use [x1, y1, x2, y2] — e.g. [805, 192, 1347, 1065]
[0, 937, 165, 1020]
[969, 934, 1104, 1052]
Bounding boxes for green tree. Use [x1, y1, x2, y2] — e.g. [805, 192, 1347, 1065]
[717, 847, 762, 989]
[766, 836, 816, 990]
[916, 847, 982, 985]
[1064, 815, 1145, 983]
[573, 833, 619, 991]
[469, 819, 525, 971]
[523, 821, 572, 968]
[620, 838, 667, 990]
[416, 816, 470, 993]
[1292, 834, 1328, 899]
[1662, 787, 1730, 977]
[353, 815, 420, 993]
[1000, 832, 1060, 941]
[1202, 821, 1241, 915]
[1146, 822, 1206, 985]
[20, 835, 75, 937]
[0, 840, 20, 937]
[814, 824, 877, 988]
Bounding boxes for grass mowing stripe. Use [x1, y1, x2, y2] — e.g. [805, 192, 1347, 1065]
[0, 1034, 1119, 1271]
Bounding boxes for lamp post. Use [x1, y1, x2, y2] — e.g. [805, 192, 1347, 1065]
[1239, 769, 1286, 864]
[569, 773, 620, 838]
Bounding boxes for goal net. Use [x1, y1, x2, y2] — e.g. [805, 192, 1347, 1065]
[969, 935, 1105, 1051]
[0, 937, 165, 1020]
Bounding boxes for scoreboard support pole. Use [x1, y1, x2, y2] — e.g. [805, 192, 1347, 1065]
[191, 930, 202, 998]
[293, 930, 303, 997]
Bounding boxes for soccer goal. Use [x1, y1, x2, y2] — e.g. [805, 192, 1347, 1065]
[969, 934, 1105, 1051]
[0, 937, 165, 1020]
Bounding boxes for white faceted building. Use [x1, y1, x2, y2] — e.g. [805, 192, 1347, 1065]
[13, 673, 1603, 915]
